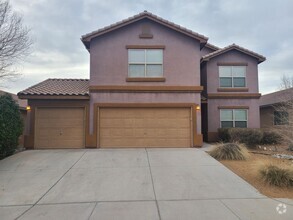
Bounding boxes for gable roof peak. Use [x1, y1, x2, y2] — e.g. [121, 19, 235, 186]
[81, 11, 208, 51]
[201, 43, 266, 64]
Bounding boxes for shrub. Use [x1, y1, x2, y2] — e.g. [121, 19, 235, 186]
[218, 128, 230, 142]
[259, 164, 293, 187]
[0, 94, 23, 159]
[229, 128, 263, 148]
[288, 143, 293, 151]
[261, 130, 283, 145]
[209, 143, 248, 160]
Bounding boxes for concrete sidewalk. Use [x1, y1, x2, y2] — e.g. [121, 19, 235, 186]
[0, 148, 292, 220]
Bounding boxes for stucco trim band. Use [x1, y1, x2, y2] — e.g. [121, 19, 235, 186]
[89, 86, 204, 92]
[207, 93, 261, 99]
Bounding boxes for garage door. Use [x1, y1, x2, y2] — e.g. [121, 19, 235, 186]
[35, 108, 85, 148]
[99, 108, 191, 148]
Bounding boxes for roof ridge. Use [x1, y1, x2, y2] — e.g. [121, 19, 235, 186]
[262, 87, 293, 96]
[81, 11, 208, 50]
[201, 43, 266, 63]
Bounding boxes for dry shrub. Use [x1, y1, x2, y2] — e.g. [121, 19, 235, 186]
[209, 143, 248, 160]
[259, 164, 293, 187]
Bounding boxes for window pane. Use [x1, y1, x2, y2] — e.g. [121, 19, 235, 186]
[220, 78, 232, 87]
[129, 64, 145, 77]
[220, 110, 233, 121]
[233, 66, 246, 77]
[221, 121, 233, 128]
[219, 66, 232, 77]
[146, 64, 162, 77]
[235, 121, 247, 128]
[146, 50, 163, 63]
[234, 110, 247, 121]
[129, 50, 145, 63]
[233, 77, 246, 87]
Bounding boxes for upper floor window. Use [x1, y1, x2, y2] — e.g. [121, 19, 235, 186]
[128, 49, 163, 77]
[219, 66, 246, 87]
[220, 109, 248, 128]
[274, 111, 289, 125]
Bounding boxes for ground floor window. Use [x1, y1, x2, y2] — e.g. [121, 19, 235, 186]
[220, 109, 248, 128]
[274, 111, 289, 125]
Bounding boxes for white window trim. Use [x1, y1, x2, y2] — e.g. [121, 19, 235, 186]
[220, 109, 248, 128]
[128, 49, 163, 78]
[219, 66, 247, 88]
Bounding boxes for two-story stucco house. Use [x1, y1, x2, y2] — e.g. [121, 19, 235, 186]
[18, 11, 266, 149]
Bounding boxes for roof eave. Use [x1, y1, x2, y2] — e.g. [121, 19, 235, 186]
[81, 13, 208, 50]
[18, 94, 90, 100]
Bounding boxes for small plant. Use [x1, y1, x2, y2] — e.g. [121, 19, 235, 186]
[229, 128, 263, 148]
[288, 143, 293, 151]
[209, 143, 248, 160]
[218, 128, 230, 142]
[259, 164, 293, 187]
[261, 130, 283, 145]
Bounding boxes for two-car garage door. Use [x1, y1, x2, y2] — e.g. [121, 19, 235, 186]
[99, 107, 192, 148]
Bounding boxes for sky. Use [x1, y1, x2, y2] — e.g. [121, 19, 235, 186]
[3, 0, 293, 94]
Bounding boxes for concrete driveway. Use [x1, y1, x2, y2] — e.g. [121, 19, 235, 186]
[0, 148, 292, 220]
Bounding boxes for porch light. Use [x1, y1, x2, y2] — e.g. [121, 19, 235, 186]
[26, 106, 31, 111]
[196, 106, 200, 111]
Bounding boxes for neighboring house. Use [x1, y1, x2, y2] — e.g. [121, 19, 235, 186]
[260, 88, 293, 128]
[0, 90, 28, 147]
[18, 11, 265, 149]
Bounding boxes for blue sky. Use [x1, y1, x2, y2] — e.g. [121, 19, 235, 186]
[3, 0, 293, 94]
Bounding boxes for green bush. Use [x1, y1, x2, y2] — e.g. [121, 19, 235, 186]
[218, 128, 231, 142]
[209, 143, 248, 160]
[229, 128, 263, 148]
[0, 94, 23, 159]
[261, 130, 283, 145]
[259, 165, 293, 187]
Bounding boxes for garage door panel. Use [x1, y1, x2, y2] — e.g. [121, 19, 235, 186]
[35, 108, 85, 149]
[99, 107, 191, 148]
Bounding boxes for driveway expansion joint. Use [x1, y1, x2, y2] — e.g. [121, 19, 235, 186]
[145, 148, 162, 220]
[14, 151, 87, 220]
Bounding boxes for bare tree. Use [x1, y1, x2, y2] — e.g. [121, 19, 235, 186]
[271, 77, 293, 147]
[0, 0, 32, 84]
[279, 74, 293, 90]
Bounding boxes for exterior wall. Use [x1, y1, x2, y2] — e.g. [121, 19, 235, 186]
[206, 50, 259, 93]
[203, 50, 261, 142]
[200, 46, 216, 57]
[90, 19, 201, 86]
[207, 99, 260, 142]
[208, 99, 260, 132]
[88, 19, 203, 146]
[260, 106, 293, 128]
[260, 106, 274, 128]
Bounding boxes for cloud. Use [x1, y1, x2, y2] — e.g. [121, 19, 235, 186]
[4, 0, 293, 94]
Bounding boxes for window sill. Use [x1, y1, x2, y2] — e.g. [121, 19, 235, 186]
[126, 77, 166, 82]
[217, 87, 249, 92]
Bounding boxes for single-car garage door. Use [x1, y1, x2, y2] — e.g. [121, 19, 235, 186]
[35, 107, 85, 148]
[99, 107, 191, 148]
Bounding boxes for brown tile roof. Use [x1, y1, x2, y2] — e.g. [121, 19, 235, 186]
[201, 43, 266, 63]
[0, 90, 28, 109]
[81, 11, 208, 50]
[260, 88, 293, 107]
[18, 79, 89, 97]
